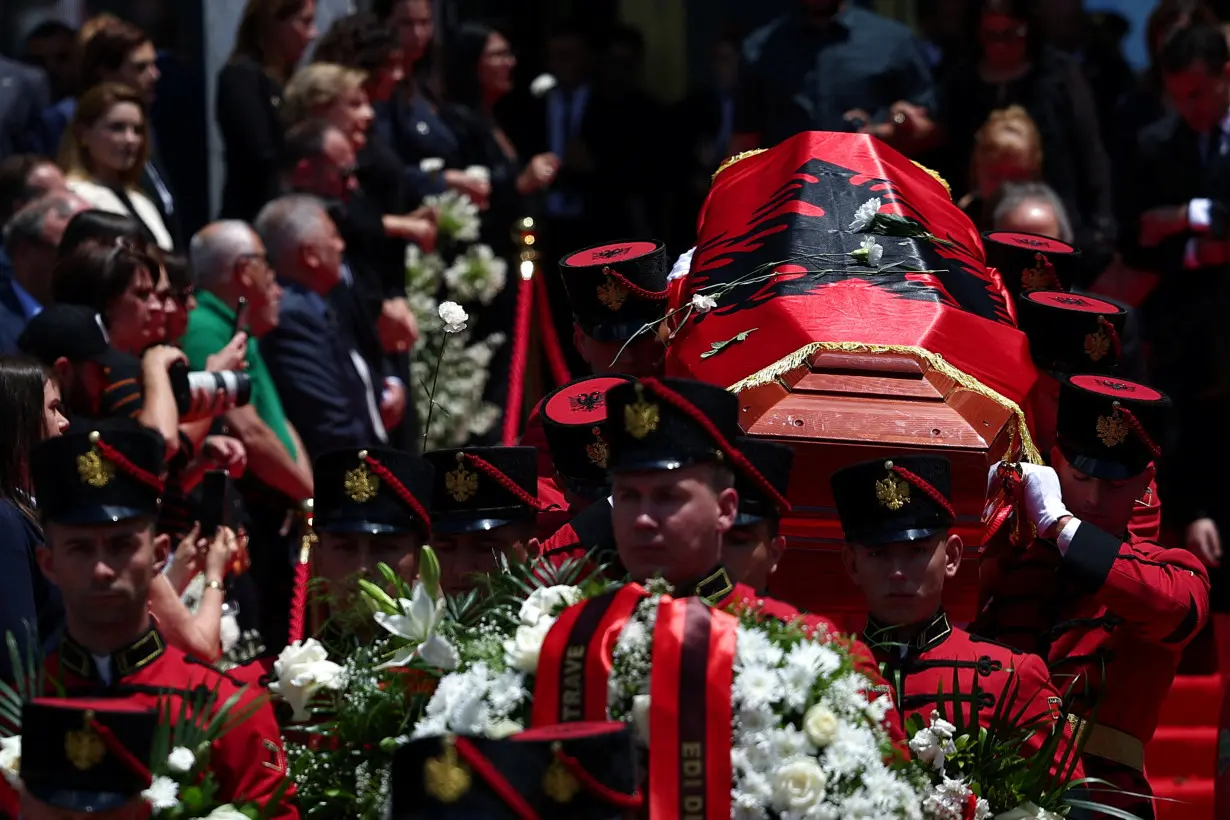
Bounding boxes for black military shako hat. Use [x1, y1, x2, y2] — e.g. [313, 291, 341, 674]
[733, 436, 795, 526]
[541, 374, 633, 500]
[32, 426, 165, 525]
[313, 447, 435, 538]
[423, 446, 539, 535]
[21, 698, 157, 813]
[983, 231, 1081, 298]
[1017, 290, 1128, 376]
[390, 722, 640, 819]
[558, 240, 669, 342]
[1056, 374, 1171, 480]
[831, 455, 955, 545]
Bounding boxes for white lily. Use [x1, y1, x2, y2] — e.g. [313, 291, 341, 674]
[374, 582, 459, 670]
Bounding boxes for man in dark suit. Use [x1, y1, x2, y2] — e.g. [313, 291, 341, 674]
[0, 191, 88, 353]
[256, 194, 401, 460]
[0, 57, 48, 161]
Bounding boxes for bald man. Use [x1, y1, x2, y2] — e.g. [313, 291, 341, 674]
[991, 181, 1074, 243]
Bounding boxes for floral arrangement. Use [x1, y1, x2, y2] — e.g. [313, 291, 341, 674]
[405, 239, 506, 448]
[423, 189, 480, 243]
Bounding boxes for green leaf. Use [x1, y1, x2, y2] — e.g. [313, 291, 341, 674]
[700, 329, 758, 359]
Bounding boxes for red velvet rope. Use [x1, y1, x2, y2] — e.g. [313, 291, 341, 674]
[460, 454, 545, 511]
[1096, 315, 1123, 361]
[364, 454, 432, 530]
[88, 717, 152, 785]
[287, 557, 310, 647]
[891, 464, 956, 520]
[553, 748, 644, 808]
[534, 272, 571, 387]
[1114, 405, 1162, 458]
[94, 438, 164, 493]
[453, 736, 538, 819]
[638, 378, 791, 514]
[601, 266, 668, 300]
[503, 274, 535, 445]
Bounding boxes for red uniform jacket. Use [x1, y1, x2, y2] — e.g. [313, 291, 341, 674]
[1127, 477, 1162, 542]
[43, 627, 299, 818]
[865, 612, 1081, 778]
[519, 400, 571, 538]
[976, 523, 1209, 816]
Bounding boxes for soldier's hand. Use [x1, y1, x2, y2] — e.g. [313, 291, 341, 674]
[1187, 517, 1222, 567]
[1019, 463, 1072, 540]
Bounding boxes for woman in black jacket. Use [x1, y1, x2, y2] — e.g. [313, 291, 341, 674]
[0, 356, 69, 679]
[216, 0, 318, 220]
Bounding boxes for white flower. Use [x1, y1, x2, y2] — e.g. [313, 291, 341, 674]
[142, 776, 179, 810]
[924, 777, 974, 820]
[465, 165, 490, 183]
[856, 235, 884, 267]
[487, 719, 523, 739]
[995, 804, 1063, 820]
[438, 301, 469, 334]
[203, 805, 251, 820]
[735, 626, 783, 669]
[0, 736, 20, 785]
[849, 197, 882, 232]
[269, 638, 346, 723]
[976, 798, 992, 819]
[424, 190, 481, 241]
[734, 665, 779, 709]
[802, 704, 840, 747]
[632, 694, 651, 745]
[519, 585, 582, 627]
[691, 292, 718, 313]
[373, 582, 460, 671]
[770, 758, 827, 812]
[503, 620, 552, 673]
[908, 726, 955, 770]
[530, 73, 558, 97]
[929, 711, 957, 742]
[220, 612, 240, 654]
[443, 244, 507, 304]
[166, 745, 196, 774]
[419, 157, 445, 174]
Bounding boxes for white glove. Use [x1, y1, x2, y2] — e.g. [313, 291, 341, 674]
[1019, 463, 1072, 538]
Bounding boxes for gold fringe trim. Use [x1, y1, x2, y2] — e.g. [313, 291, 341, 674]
[726, 341, 1041, 464]
[714, 148, 768, 179]
[910, 161, 952, 199]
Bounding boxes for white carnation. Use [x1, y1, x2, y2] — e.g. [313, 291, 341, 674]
[142, 776, 180, 810]
[849, 197, 881, 232]
[166, 745, 195, 774]
[857, 235, 884, 267]
[438, 301, 468, 333]
[691, 292, 718, 313]
[518, 585, 582, 627]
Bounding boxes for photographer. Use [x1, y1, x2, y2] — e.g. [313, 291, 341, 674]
[17, 303, 182, 458]
[149, 522, 242, 663]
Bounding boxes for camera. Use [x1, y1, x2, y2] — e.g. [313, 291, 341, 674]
[169, 361, 251, 418]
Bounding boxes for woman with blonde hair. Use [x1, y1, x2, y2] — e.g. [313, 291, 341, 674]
[283, 62, 375, 150]
[59, 83, 174, 250]
[959, 105, 1044, 228]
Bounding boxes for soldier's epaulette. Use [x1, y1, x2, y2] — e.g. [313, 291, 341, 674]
[182, 653, 247, 687]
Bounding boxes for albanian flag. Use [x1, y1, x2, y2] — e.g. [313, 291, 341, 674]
[665, 131, 1035, 414]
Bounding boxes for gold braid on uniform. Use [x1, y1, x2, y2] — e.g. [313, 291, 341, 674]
[726, 341, 1042, 464]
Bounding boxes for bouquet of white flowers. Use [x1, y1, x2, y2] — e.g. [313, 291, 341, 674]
[423, 189, 481, 244]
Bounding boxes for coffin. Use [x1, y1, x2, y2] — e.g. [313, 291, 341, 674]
[664, 131, 1041, 628]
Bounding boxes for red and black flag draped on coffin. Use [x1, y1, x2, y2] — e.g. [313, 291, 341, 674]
[663, 131, 1041, 627]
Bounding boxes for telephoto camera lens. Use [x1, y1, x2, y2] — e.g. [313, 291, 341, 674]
[170, 361, 252, 417]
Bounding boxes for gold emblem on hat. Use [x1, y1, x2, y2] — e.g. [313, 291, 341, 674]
[65, 712, 106, 771]
[543, 753, 581, 803]
[1021, 253, 1059, 292]
[1084, 327, 1110, 362]
[875, 463, 911, 511]
[446, 462, 479, 502]
[424, 737, 470, 803]
[586, 427, 609, 468]
[596, 277, 628, 311]
[76, 444, 115, 489]
[624, 386, 660, 440]
[344, 456, 380, 504]
[1096, 412, 1128, 448]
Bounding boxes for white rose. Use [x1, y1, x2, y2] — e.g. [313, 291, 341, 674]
[632, 694, 651, 746]
[519, 585, 582, 627]
[530, 73, 557, 98]
[504, 620, 552, 673]
[204, 805, 252, 820]
[770, 757, 827, 812]
[420, 157, 445, 174]
[0, 736, 20, 785]
[269, 639, 346, 723]
[166, 745, 195, 774]
[438, 301, 468, 333]
[802, 704, 840, 747]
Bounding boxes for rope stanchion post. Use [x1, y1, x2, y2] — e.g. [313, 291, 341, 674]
[503, 217, 541, 445]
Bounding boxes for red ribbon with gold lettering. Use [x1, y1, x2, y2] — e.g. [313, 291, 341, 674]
[649, 596, 735, 820]
[532, 584, 649, 726]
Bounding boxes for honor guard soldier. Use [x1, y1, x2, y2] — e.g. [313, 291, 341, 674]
[978, 375, 1210, 819]
[423, 446, 541, 595]
[16, 699, 158, 820]
[832, 455, 1078, 774]
[30, 426, 299, 818]
[391, 722, 641, 819]
[1015, 290, 1160, 541]
[724, 436, 793, 594]
[521, 242, 670, 519]
[311, 446, 435, 602]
